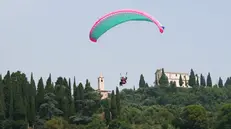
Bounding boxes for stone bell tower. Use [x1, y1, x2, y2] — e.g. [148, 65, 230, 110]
[97, 73, 110, 99]
[98, 73, 104, 90]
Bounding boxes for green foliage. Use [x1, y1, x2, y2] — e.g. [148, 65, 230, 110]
[110, 90, 117, 119]
[207, 72, 212, 87]
[180, 105, 208, 129]
[1, 70, 231, 129]
[218, 77, 223, 88]
[189, 69, 196, 87]
[139, 74, 147, 88]
[200, 74, 206, 87]
[179, 75, 183, 86]
[45, 117, 69, 129]
[159, 68, 169, 86]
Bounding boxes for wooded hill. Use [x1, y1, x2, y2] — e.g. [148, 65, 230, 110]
[0, 69, 231, 129]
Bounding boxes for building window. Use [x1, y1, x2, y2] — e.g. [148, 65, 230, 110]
[101, 79, 103, 82]
[175, 74, 177, 77]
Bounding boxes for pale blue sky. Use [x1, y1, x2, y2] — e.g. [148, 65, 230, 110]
[1, 0, 230, 91]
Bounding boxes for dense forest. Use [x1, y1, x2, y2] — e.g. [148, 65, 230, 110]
[0, 69, 231, 129]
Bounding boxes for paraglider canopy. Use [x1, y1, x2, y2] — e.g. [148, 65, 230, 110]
[89, 9, 165, 42]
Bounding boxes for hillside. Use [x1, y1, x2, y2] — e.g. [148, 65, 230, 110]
[0, 70, 231, 129]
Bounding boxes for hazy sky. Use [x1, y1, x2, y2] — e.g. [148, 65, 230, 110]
[1, 0, 231, 91]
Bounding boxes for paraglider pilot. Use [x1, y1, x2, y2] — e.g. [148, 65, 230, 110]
[119, 72, 128, 86]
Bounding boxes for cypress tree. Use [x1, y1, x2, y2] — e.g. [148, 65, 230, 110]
[0, 82, 5, 129]
[68, 78, 72, 100]
[0, 79, 5, 119]
[218, 77, 223, 88]
[224, 77, 231, 87]
[139, 74, 146, 88]
[196, 74, 199, 86]
[78, 83, 84, 101]
[200, 74, 206, 87]
[73, 77, 78, 112]
[110, 90, 117, 119]
[104, 99, 111, 125]
[45, 74, 54, 94]
[206, 72, 212, 87]
[13, 86, 27, 129]
[27, 73, 36, 126]
[3, 71, 11, 118]
[30, 73, 36, 97]
[159, 68, 169, 86]
[69, 98, 75, 116]
[188, 69, 196, 87]
[116, 87, 120, 117]
[36, 77, 45, 112]
[179, 75, 183, 86]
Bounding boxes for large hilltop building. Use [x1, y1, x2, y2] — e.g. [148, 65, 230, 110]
[97, 73, 110, 99]
[155, 69, 191, 87]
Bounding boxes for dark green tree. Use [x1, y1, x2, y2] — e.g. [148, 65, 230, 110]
[139, 74, 146, 88]
[216, 104, 231, 129]
[218, 77, 223, 88]
[0, 82, 5, 129]
[39, 93, 63, 120]
[36, 77, 45, 112]
[179, 75, 183, 87]
[159, 68, 169, 86]
[13, 86, 27, 129]
[27, 73, 36, 126]
[3, 71, 11, 118]
[224, 77, 231, 87]
[110, 90, 117, 119]
[188, 69, 196, 87]
[180, 105, 208, 129]
[195, 74, 199, 86]
[116, 87, 120, 117]
[200, 74, 206, 87]
[206, 72, 212, 87]
[45, 74, 54, 94]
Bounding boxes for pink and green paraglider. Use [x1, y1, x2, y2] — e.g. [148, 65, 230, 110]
[89, 9, 165, 42]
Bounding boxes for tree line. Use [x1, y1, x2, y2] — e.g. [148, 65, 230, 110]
[1, 69, 231, 129]
[150, 68, 230, 87]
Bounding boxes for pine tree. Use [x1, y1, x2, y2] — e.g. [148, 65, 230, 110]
[116, 87, 120, 117]
[110, 90, 117, 119]
[188, 69, 196, 87]
[179, 75, 183, 86]
[139, 74, 146, 88]
[218, 77, 223, 88]
[159, 68, 169, 86]
[206, 72, 212, 87]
